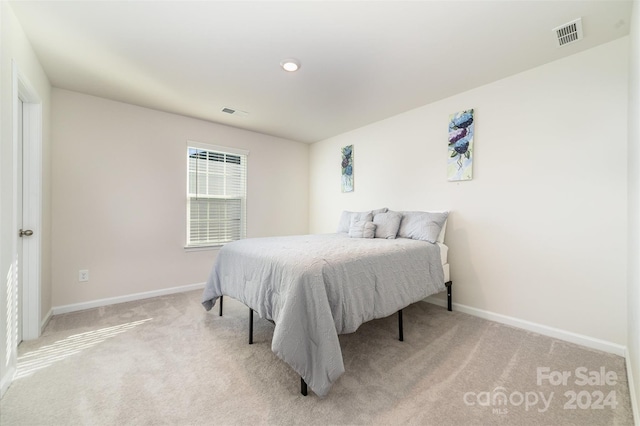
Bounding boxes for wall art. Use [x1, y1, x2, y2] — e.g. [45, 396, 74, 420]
[448, 109, 474, 181]
[341, 145, 354, 192]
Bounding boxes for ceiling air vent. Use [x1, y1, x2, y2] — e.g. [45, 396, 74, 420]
[553, 18, 583, 47]
[221, 107, 249, 117]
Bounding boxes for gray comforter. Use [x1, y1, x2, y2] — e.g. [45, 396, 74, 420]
[202, 233, 445, 397]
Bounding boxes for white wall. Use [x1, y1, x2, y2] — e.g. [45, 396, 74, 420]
[627, 0, 640, 416]
[0, 2, 52, 395]
[310, 38, 629, 347]
[51, 89, 309, 307]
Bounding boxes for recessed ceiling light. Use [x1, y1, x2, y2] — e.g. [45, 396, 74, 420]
[280, 58, 301, 72]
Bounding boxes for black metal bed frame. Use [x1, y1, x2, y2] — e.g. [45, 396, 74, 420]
[217, 280, 453, 396]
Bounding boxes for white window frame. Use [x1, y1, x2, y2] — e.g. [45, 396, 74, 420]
[185, 141, 248, 248]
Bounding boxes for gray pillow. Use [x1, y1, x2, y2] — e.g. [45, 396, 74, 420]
[371, 207, 388, 217]
[373, 211, 402, 239]
[349, 212, 373, 228]
[397, 211, 449, 243]
[337, 210, 373, 233]
[349, 220, 376, 238]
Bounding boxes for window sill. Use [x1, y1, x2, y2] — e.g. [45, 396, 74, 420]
[184, 245, 223, 252]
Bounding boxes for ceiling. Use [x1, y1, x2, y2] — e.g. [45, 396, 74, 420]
[9, 0, 633, 144]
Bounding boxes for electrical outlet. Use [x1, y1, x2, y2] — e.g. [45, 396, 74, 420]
[79, 269, 89, 282]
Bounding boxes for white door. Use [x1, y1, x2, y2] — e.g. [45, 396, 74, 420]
[17, 97, 32, 344]
[13, 62, 42, 343]
[17, 97, 24, 345]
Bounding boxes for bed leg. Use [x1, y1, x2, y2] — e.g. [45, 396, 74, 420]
[249, 308, 254, 345]
[218, 295, 224, 316]
[445, 281, 452, 312]
[301, 377, 308, 396]
[398, 309, 404, 342]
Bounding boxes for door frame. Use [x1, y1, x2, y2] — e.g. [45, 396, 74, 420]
[12, 60, 42, 341]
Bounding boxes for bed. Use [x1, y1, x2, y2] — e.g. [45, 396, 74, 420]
[202, 210, 452, 397]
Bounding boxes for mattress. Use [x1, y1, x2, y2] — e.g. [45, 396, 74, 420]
[437, 242, 448, 265]
[437, 242, 450, 282]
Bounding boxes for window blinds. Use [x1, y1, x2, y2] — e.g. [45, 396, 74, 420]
[187, 144, 247, 246]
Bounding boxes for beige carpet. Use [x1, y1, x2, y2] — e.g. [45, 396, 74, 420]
[0, 290, 634, 425]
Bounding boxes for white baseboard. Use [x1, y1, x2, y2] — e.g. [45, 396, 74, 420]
[0, 366, 16, 398]
[52, 282, 206, 315]
[424, 296, 626, 357]
[626, 348, 640, 425]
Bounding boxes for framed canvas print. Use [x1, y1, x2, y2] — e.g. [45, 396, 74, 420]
[448, 109, 474, 181]
[341, 145, 354, 192]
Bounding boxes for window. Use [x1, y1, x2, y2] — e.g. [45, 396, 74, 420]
[186, 142, 248, 247]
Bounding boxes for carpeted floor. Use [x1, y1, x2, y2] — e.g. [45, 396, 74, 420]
[0, 290, 634, 425]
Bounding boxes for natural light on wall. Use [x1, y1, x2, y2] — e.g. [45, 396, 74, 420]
[5, 257, 17, 368]
[14, 318, 152, 380]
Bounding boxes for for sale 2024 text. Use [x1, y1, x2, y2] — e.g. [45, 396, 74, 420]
[537, 367, 618, 410]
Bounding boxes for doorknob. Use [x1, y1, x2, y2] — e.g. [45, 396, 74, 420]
[19, 229, 33, 237]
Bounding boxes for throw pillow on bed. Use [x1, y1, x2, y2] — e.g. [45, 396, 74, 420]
[337, 210, 373, 233]
[348, 220, 376, 238]
[398, 211, 449, 243]
[349, 213, 373, 228]
[371, 207, 388, 217]
[373, 211, 402, 239]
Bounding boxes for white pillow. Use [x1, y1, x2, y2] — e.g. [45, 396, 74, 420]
[337, 210, 373, 233]
[398, 211, 449, 243]
[349, 220, 376, 238]
[373, 211, 402, 239]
